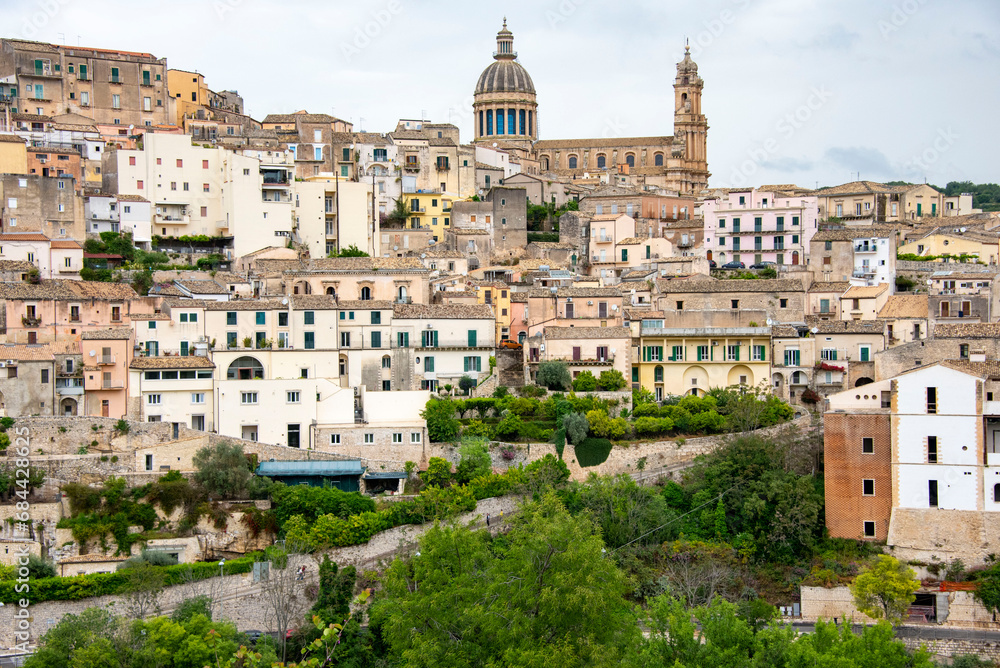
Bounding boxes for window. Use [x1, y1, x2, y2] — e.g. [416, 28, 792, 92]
[370, 311, 381, 325]
[862, 479, 875, 496]
[397, 332, 410, 348]
[392, 433, 403, 444]
[643, 346, 663, 362]
[147, 394, 161, 405]
[382, 356, 391, 369]
[241, 392, 258, 404]
[203, 183, 210, 193]
[287, 391, 301, 403]
[752, 345, 765, 361]
[422, 330, 439, 347]
[329, 434, 341, 445]
[927, 387, 937, 414]
[41, 369, 48, 384]
[287, 424, 301, 449]
[862, 437, 874, 454]
[277, 312, 289, 327]
[779, 299, 788, 308]
[304, 311, 315, 325]
[726, 345, 740, 361]
[697, 345, 709, 361]
[371, 331, 381, 348]
[731, 299, 739, 309]
[928, 480, 938, 507]
[364, 433, 374, 444]
[340, 332, 351, 347]
[360, 286, 372, 300]
[112, 94, 120, 109]
[467, 330, 478, 347]
[464, 356, 482, 372]
[424, 356, 435, 372]
[568, 156, 578, 169]
[304, 332, 315, 349]
[863, 521, 875, 537]
[928, 436, 938, 463]
[256, 312, 266, 325]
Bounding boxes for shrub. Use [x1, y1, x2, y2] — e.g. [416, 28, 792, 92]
[421, 399, 461, 443]
[494, 412, 523, 441]
[536, 361, 571, 391]
[455, 440, 492, 484]
[421, 457, 453, 488]
[193, 443, 254, 500]
[518, 384, 548, 398]
[492, 386, 510, 399]
[572, 371, 597, 392]
[596, 369, 627, 391]
[26, 554, 56, 579]
[585, 410, 630, 440]
[114, 419, 130, 435]
[270, 484, 376, 530]
[561, 412, 589, 445]
[172, 595, 213, 622]
[462, 420, 494, 439]
[458, 375, 477, 396]
[575, 437, 614, 468]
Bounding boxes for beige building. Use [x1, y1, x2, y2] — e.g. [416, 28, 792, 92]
[815, 181, 946, 223]
[252, 256, 429, 303]
[526, 326, 631, 383]
[877, 294, 929, 346]
[840, 284, 890, 321]
[295, 176, 377, 258]
[0, 38, 169, 126]
[525, 286, 624, 335]
[0, 134, 27, 173]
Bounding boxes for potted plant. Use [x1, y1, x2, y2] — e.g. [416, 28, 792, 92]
[242, 336, 252, 349]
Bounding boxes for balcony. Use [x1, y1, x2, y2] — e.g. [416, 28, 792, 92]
[812, 305, 838, 316]
[854, 244, 878, 253]
[436, 162, 451, 171]
[97, 355, 116, 365]
[395, 296, 412, 304]
[59, 264, 79, 274]
[109, 76, 123, 84]
[21, 316, 40, 327]
[853, 267, 876, 278]
[56, 379, 83, 396]
[403, 162, 420, 172]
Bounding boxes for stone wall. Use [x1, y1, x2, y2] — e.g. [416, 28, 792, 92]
[799, 585, 877, 623]
[496, 348, 525, 388]
[901, 638, 1000, 662]
[887, 507, 1000, 567]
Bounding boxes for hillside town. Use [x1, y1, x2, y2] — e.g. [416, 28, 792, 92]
[0, 12, 999, 668]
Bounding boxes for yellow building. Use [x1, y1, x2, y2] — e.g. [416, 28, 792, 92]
[898, 228, 1000, 265]
[0, 135, 27, 174]
[475, 282, 512, 343]
[633, 322, 771, 400]
[167, 69, 210, 128]
[406, 191, 453, 240]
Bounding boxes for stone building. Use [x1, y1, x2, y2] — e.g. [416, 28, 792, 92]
[653, 277, 807, 322]
[0, 38, 170, 127]
[471, 23, 709, 194]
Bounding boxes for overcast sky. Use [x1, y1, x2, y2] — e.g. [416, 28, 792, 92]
[5, 0, 998, 189]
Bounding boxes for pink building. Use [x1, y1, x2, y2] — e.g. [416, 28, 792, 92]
[703, 188, 819, 267]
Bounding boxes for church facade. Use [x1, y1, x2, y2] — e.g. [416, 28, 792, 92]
[472, 21, 710, 195]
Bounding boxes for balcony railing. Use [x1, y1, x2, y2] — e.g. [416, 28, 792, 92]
[109, 76, 122, 84]
[21, 316, 40, 327]
[403, 162, 420, 172]
[97, 355, 116, 365]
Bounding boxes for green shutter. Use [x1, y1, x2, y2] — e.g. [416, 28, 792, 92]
[468, 330, 476, 347]
[425, 356, 434, 372]
[657, 346, 663, 361]
[371, 332, 381, 348]
[180, 341, 189, 356]
[734, 345, 740, 361]
[305, 332, 315, 349]
[632, 367, 638, 382]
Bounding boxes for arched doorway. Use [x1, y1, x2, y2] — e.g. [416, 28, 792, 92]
[855, 377, 874, 387]
[227, 356, 264, 380]
[360, 286, 372, 301]
[60, 398, 78, 416]
[792, 251, 799, 265]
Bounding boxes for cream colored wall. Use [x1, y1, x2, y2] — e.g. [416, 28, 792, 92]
[0, 142, 27, 175]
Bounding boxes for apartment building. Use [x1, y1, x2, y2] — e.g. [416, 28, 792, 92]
[81, 327, 133, 418]
[0, 343, 56, 417]
[653, 277, 806, 322]
[898, 223, 1000, 265]
[926, 272, 999, 325]
[815, 181, 946, 223]
[839, 284, 891, 321]
[84, 194, 152, 244]
[295, 176, 377, 258]
[808, 227, 899, 284]
[253, 256, 428, 302]
[0, 233, 82, 279]
[0, 39, 169, 126]
[526, 326, 631, 383]
[0, 172, 85, 240]
[261, 112, 353, 179]
[393, 303, 496, 392]
[825, 360, 1000, 564]
[389, 122, 476, 198]
[703, 187, 819, 266]
[877, 294, 929, 347]
[525, 286, 624, 335]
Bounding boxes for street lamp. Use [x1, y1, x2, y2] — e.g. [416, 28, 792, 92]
[218, 559, 226, 619]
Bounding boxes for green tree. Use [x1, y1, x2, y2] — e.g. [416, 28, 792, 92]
[455, 439, 492, 484]
[421, 399, 460, 443]
[192, 442, 253, 499]
[458, 374, 477, 395]
[850, 555, 920, 624]
[494, 411, 523, 441]
[171, 595, 212, 622]
[535, 361, 571, 391]
[563, 474, 678, 549]
[973, 560, 1000, 617]
[572, 370, 597, 392]
[373, 492, 640, 667]
[329, 244, 369, 258]
[597, 369, 627, 391]
[420, 457, 453, 488]
[561, 412, 589, 445]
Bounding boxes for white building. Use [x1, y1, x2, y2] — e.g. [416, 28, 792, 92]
[295, 177, 377, 258]
[849, 234, 895, 288]
[0, 233, 82, 279]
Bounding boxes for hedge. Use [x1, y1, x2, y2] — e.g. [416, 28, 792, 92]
[574, 437, 614, 468]
[0, 553, 260, 604]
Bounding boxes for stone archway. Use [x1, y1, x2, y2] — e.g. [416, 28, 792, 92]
[855, 377, 874, 387]
[60, 398, 78, 416]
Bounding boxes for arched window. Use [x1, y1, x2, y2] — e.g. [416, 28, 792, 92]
[326, 287, 336, 296]
[654, 153, 664, 167]
[568, 155, 578, 169]
[654, 365, 664, 382]
[227, 356, 264, 380]
[360, 286, 372, 300]
[625, 154, 635, 167]
[398, 286, 407, 302]
[597, 155, 606, 169]
[541, 157, 549, 171]
[382, 355, 391, 370]
[486, 110, 493, 136]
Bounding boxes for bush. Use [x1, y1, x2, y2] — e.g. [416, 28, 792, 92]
[26, 554, 56, 579]
[421, 457, 453, 488]
[494, 412, 524, 441]
[585, 410, 630, 440]
[270, 484, 376, 530]
[572, 371, 597, 392]
[492, 385, 509, 399]
[561, 412, 589, 445]
[575, 438, 614, 468]
[458, 375, 476, 396]
[422, 399, 461, 443]
[518, 385, 548, 398]
[508, 397, 540, 417]
[596, 369, 627, 391]
[455, 440, 492, 485]
[193, 443, 253, 500]
[462, 420, 494, 439]
[172, 594, 213, 622]
[536, 361, 571, 391]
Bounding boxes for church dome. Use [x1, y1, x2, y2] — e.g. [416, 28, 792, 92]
[474, 19, 535, 95]
[475, 60, 535, 95]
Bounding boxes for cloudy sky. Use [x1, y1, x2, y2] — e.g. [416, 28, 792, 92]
[5, 0, 998, 188]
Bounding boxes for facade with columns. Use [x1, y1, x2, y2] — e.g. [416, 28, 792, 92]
[472, 23, 710, 195]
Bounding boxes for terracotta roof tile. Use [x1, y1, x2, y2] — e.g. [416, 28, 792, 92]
[878, 295, 929, 319]
[541, 326, 632, 339]
[393, 303, 493, 319]
[809, 281, 852, 293]
[842, 284, 889, 299]
[81, 327, 132, 340]
[130, 356, 215, 369]
[934, 323, 1000, 338]
[655, 278, 804, 293]
[940, 360, 1000, 379]
[0, 344, 54, 361]
[50, 239, 82, 249]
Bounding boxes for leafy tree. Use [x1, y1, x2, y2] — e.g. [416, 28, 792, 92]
[458, 375, 476, 395]
[24, 608, 130, 668]
[572, 370, 597, 392]
[26, 553, 56, 579]
[564, 475, 678, 549]
[192, 442, 253, 500]
[455, 438, 492, 484]
[373, 492, 641, 666]
[421, 398, 460, 443]
[973, 560, 1000, 617]
[171, 595, 212, 622]
[420, 457, 453, 488]
[597, 369, 627, 391]
[521, 454, 570, 498]
[535, 361, 571, 391]
[561, 411, 589, 445]
[850, 555, 920, 624]
[329, 244, 369, 258]
[119, 561, 165, 619]
[494, 411, 523, 441]
[633, 386, 656, 407]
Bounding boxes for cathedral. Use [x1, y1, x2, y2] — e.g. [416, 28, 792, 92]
[472, 20, 710, 195]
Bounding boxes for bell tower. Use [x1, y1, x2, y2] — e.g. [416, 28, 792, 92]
[673, 43, 710, 193]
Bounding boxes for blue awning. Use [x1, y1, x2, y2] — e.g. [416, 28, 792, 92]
[256, 460, 365, 477]
[364, 471, 407, 480]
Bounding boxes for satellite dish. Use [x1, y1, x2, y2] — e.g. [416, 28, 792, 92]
[420, 253, 426, 259]
[88, 350, 96, 357]
[765, 318, 773, 326]
[926, 279, 933, 285]
[281, 298, 288, 305]
[128, 124, 134, 131]
[811, 327, 819, 334]
[492, 142, 498, 148]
